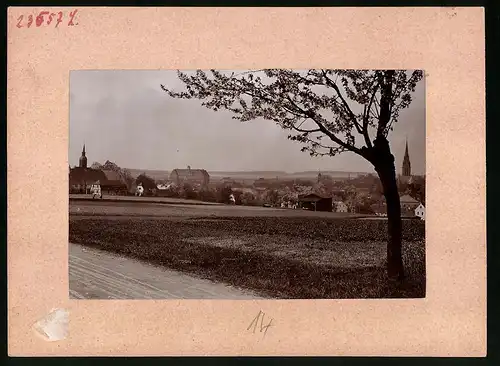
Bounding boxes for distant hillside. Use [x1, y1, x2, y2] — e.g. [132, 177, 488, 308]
[209, 171, 287, 179]
[287, 171, 369, 178]
[127, 169, 170, 181]
[126, 168, 370, 181]
[209, 170, 369, 179]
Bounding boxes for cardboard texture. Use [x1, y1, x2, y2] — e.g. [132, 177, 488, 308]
[7, 7, 486, 356]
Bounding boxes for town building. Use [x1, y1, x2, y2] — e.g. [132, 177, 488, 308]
[415, 203, 426, 220]
[333, 201, 348, 213]
[70, 166, 104, 193]
[170, 166, 210, 187]
[399, 139, 413, 184]
[79, 144, 88, 168]
[220, 177, 236, 185]
[100, 170, 128, 195]
[400, 194, 420, 216]
[298, 193, 333, 212]
[402, 139, 411, 177]
[69, 144, 128, 195]
[377, 194, 422, 217]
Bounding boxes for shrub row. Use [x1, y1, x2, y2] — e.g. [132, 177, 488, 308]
[181, 216, 425, 242]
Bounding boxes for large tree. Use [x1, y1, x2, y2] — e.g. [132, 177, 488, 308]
[161, 69, 423, 281]
[90, 161, 103, 170]
[120, 169, 135, 192]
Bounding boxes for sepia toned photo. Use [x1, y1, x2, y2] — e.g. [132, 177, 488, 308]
[69, 69, 426, 300]
[6, 5, 487, 356]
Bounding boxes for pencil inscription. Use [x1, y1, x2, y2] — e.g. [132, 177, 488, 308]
[247, 310, 273, 337]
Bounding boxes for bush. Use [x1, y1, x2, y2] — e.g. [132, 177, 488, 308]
[180, 183, 199, 200]
[216, 186, 232, 204]
[199, 188, 217, 202]
[240, 191, 256, 206]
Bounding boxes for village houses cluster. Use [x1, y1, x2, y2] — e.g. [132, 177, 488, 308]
[69, 141, 425, 220]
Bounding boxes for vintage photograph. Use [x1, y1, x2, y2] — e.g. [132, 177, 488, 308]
[69, 69, 425, 300]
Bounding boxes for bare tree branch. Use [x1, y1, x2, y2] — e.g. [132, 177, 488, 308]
[161, 69, 422, 160]
[321, 70, 364, 135]
[362, 82, 380, 148]
[283, 93, 363, 155]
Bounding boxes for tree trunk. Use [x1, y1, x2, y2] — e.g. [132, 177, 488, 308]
[370, 137, 405, 281]
[377, 165, 404, 281]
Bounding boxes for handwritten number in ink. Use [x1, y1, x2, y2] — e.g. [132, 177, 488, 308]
[16, 15, 23, 28]
[55, 12, 63, 28]
[247, 310, 273, 337]
[36, 11, 49, 27]
[68, 9, 78, 26]
[16, 9, 79, 29]
[47, 13, 55, 25]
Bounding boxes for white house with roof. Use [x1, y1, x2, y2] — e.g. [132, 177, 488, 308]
[415, 203, 425, 220]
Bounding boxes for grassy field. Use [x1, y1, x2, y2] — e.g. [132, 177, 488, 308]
[69, 215, 425, 299]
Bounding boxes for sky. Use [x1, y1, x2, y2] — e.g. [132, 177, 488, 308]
[69, 70, 425, 175]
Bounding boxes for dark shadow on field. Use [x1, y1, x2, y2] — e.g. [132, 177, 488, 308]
[69, 216, 426, 299]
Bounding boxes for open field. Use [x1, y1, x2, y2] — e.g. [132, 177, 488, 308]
[69, 200, 367, 219]
[69, 194, 222, 206]
[69, 200, 425, 299]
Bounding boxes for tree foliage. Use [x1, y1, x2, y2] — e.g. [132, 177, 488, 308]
[102, 160, 121, 171]
[199, 188, 217, 202]
[91, 161, 103, 170]
[216, 185, 233, 204]
[181, 183, 199, 200]
[136, 173, 156, 191]
[161, 69, 423, 161]
[120, 169, 135, 191]
[94, 160, 134, 191]
[407, 180, 426, 205]
[265, 189, 281, 206]
[240, 191, 256, 205]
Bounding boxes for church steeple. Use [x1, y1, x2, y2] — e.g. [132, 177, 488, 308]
[402, 138, 411, 177]
[79, 143, 88, 168]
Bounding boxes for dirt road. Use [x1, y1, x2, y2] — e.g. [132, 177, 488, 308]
[69, 243, 266, 300]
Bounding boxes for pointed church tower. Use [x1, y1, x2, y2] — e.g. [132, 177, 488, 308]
[79, 143, 88, 168]
[402, 139, 411, 177]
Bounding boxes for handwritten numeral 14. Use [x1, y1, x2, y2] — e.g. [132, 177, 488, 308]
[247, 310, 273, 337]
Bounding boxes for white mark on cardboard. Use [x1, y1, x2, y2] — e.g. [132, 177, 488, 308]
[32, 308, 69, 341]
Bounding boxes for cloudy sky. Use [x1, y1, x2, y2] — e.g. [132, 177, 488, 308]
[69, 70, 425, 174]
